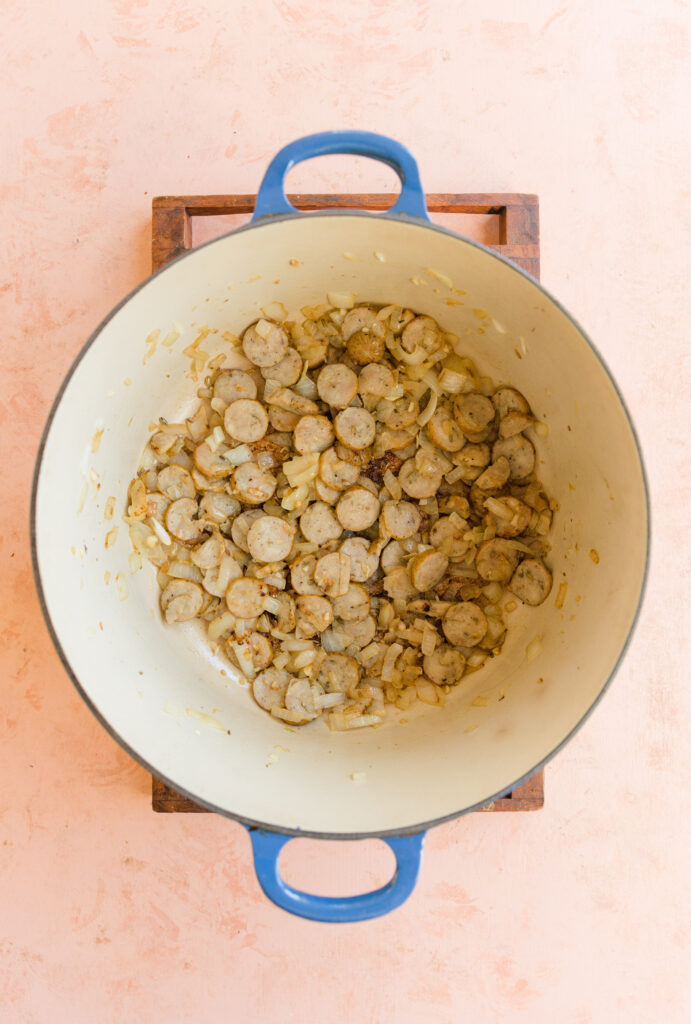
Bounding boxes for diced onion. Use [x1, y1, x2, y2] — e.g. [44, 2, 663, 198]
[526, 636, 542, 663]
[255, 319, 273, 339]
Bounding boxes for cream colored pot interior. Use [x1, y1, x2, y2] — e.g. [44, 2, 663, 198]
[34, 214, 648, 835]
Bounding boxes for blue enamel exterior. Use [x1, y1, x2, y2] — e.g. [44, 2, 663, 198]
[247, 828, 426, 922]
[252, 130, 430, 221]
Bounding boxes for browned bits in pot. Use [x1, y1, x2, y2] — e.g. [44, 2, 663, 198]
[362, 451, 403, 487]
[131, 297, 556, 731]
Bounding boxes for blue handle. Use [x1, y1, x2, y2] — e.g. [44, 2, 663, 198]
[247, 828, 426, 922]
[252, 130, 429, 222]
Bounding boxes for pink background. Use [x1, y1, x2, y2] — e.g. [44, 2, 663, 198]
[2, 1, 690, 1021]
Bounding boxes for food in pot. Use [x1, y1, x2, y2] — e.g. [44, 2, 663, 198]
[126, 300, 556, 729]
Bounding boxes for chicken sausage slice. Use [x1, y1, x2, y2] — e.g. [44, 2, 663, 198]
[242, 320, 289, 367]
[334, 407, 376, 450]
[442, 601, 488, 646]
[213, 369, 257, 405]
[510, 558, 552, 605]
[339, 537, 379, 581]
[293, 414, 335, 454]
[299, 501, 342, 545]
[382, 499, 421, 539]
[336, 486, 380, 531]
[316, 364, 358, 408]
[246, 515, 296, 563]
[224, 399, 269, 443]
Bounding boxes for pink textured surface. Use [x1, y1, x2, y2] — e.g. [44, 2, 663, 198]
[2, 1, 690, 1021]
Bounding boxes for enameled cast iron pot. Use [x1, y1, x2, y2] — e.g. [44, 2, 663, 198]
[32, 132, 649, 922]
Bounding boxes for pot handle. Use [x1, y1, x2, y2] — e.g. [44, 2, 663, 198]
[247, 828, 426, 922]
[252, 131, 429, 221]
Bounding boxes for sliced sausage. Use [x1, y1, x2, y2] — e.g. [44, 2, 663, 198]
[161, 579, 204, 623]
[317, 653, 360, 693]
[338, 614, 376, 649]
[157, 465, 196, 500]
[474, 456, 511, 492]
[429, 515, 469, 560]
[299, 501, 342, 545]
[290, 554, 321, 595]
[231, 509, 265, 552]
[410, 550, 449, 591]
[319, 447, 360, 490]
[293, 414, 335, 454]
[232, 462, 276, 504]
[423, 646, 466, 685]
[314, 552, 351, 598]
[202, 554, 243, 597]
[223, 399, 268, 443]
[347, 330, 385, 365]
[378, 397, 419, 430]
[475, 538, 521, 582]
[499, 411, 533, 438]
[190, 532, 225, 570]
[317, 364, 358, 408]
[371, 430, 415, 461]
[427, 409, 466, 452]
[200, 492, 240, 524]
[454, 393, 495, 435]
[483, 496, 532, 538]
[247, 515, 296, 563]
[510, 558, 552, 605]
[213, 369, 257, 404]
[226, 577, 272, 618]
[339, 537, 379, 581]
[382, 499, 421, 539]
[193, 441, 232, 480]
[452, 443, 491, 483]
[296, 595, 334, 637]
[442, 601, 488, 646]
[383, 566, 418, 602]
[336, 487, 380, 531]
[165, 497, 205, 543]
[332, 583, 370, 622]
[334, 407, 376, 450]
[260, 347, 302, 386]
[492, 386, 530, 419]
[314, 476, 341, 504]
[380, 539, 407, 572]
[492, 435, 535, 481]
[341, 306, 378, 341]
[398, 458, 442, 499]
[253, 667, 290, 711]
[191, 467, 227, 493]
[242, 320, 289, 367]
[359, 363, 395, 397]
[145, 492, 171, 520]
[269, 407, 300, 432]
[401, 315, 439, 353]
[230, 631, 274, 672]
